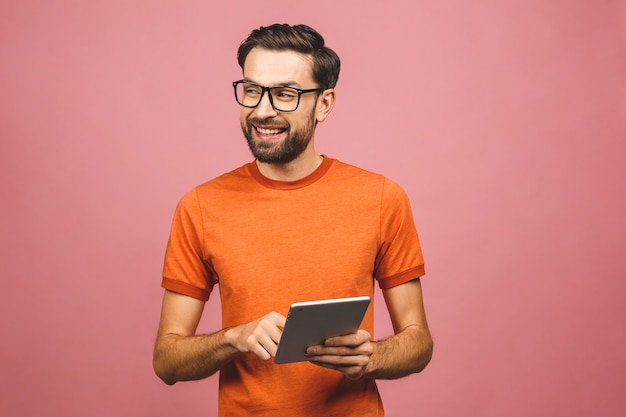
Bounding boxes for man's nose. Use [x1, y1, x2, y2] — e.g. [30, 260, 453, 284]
[254, 90, 278, 118]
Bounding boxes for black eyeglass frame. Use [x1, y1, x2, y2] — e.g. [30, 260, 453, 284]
[233, 80, 325, 112]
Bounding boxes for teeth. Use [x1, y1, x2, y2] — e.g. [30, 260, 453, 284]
[256, 127, 282, 135]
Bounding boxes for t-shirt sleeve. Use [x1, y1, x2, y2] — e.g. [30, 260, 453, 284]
[161, 188, 215, 301]
[374, 179, 425, 290]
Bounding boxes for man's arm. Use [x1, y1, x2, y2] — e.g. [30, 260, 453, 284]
[369, 277, 433, 378]
[153, 290, 286, 385]
[305, 278, 433, 379]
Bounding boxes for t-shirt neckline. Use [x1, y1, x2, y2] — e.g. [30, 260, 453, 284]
[247, 156, 334, 190]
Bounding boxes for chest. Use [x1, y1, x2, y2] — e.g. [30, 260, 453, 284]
[202, 188, 381, 322]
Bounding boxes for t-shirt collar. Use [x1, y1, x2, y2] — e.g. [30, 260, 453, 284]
[248, 155, 333, 190]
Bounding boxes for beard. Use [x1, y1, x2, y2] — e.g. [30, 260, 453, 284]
[241, 108, 316, 164]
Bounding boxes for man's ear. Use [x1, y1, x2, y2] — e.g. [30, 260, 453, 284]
[315, 89, 336, 123]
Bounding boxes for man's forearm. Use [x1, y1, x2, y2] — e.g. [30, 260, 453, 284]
[366, 325, 433, 379]
[153, 328, 238, 385]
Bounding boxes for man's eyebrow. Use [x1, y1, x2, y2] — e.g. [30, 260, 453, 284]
[242, 78, 302, 88]
[275, 81, 302, 88]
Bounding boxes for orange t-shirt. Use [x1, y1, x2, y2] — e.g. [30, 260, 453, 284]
[162, 156, 425, 417]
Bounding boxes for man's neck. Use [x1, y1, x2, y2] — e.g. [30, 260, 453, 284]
[256, 151, 323, 182]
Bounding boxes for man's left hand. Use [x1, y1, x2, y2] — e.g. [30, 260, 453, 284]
[305, 329, 374, 379]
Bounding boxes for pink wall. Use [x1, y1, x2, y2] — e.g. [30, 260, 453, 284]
[1, 1, 625, 416]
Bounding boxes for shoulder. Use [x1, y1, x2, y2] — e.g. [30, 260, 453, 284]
[169, 163, 255, 217]
[179, 162, 254, 200]
[196, 163, 253, 191]
[327, 158, 387, 186]
[328, 158, 407, 199]
[329, 158, 381, 177]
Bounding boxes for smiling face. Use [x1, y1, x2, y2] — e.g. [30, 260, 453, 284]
[239, 48, 332, 164]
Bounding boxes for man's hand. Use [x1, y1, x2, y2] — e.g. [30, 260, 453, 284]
[224, 312, 286, 360]
[305, 329, 374, 379]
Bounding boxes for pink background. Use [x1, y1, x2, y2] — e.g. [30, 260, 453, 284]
[2, 1, 625, 416]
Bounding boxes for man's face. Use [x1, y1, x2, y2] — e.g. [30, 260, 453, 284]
[239, 48, 320, 164]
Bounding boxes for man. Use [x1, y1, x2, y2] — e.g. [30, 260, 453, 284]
[153, 23, 433, 416]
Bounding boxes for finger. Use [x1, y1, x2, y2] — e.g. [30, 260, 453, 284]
[266, 311, 287, 329]
[325, 330, 371, 347]
[250, 345, 272, 360]
[307, 352, 370, 366]
[242, 321, 282, 360]
[308, 360, 368, 380]
[254, 328, 283, 359]
[261, 333, 280, 357]
[307, 345, 360, 357]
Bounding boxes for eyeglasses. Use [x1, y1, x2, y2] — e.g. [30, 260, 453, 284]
[233, 80, 325, 112]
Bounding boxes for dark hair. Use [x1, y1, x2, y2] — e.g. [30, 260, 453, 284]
[237, 24, 340, 89]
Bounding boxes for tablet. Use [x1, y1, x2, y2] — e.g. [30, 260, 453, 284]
[274, 295, 371, 364]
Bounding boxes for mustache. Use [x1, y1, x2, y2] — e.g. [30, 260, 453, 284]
[247, 118, 289, 129]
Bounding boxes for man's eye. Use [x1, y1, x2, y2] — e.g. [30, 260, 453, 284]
[275, 89, 297, 99]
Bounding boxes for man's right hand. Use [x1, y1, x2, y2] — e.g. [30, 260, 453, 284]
[224, 312, 286, 360]
[154, 291, 287, 384]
